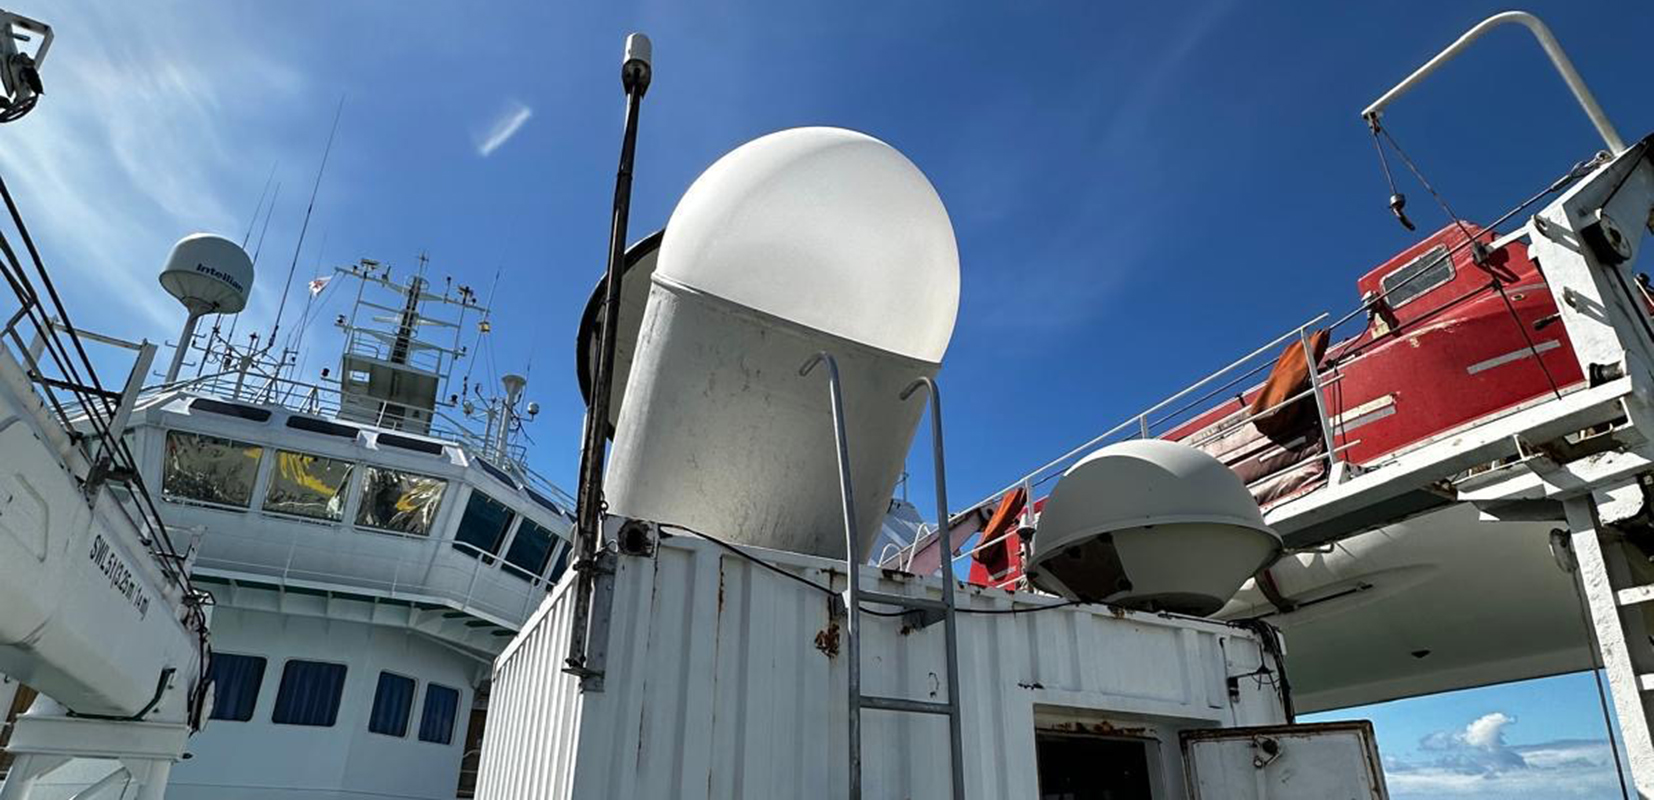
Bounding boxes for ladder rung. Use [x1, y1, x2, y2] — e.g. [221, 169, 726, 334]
[1619, 585, 1654, 608]
[859, 694, 953, 715]
[858, 589, 947, 612]
[1641, 674, 1654, 693]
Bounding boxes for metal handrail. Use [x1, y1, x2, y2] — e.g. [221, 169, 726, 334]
[148, 368, 576, 512]
[193, 527, 549, 627]
[1363, 11, 1625, 154]
[958, 313, 1331, 522]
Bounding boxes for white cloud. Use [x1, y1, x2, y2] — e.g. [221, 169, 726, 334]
[475, 101, 532, 157]
[0, 3, 306, 341]
[1387, 712, 1628, 800]
[1463, 712, 1515, 750]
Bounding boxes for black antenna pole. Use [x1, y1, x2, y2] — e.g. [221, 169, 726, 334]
[566, 32, 651, 682]
[241, 161, 278, 249]
[269, 94, 345, 357]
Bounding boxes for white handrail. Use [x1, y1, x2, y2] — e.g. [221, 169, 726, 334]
[1362, 11, 1625, 154]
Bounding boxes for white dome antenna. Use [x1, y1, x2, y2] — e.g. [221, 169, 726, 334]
[1025, 439, 1282, 616]
[158, 233, 255, 384]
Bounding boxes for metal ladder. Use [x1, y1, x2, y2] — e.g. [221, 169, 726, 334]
[799, 354, 967, 800]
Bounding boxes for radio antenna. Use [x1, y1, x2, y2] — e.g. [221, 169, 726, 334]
[269, 94, 345, 354]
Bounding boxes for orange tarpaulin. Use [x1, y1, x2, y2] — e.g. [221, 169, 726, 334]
[968, 486, 1027, 587]
[1251, 329, 1330, 442]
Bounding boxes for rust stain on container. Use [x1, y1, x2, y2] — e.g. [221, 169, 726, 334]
[814, 620, 841, 658]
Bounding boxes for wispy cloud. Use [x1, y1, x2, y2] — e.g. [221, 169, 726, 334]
[475, 101, 532, 157]
[1385, 712, 1628, 799]
[0, 3, 306, 341]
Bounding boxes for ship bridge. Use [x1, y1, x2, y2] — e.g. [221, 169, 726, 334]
[128, 385, 575, 659]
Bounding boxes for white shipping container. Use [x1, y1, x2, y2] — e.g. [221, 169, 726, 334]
[474, 527, 1347, 799]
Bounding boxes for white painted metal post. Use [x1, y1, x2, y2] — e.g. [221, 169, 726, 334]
[1564, 493, 1654, 794]
[799, 352, 864, 800]
[1297, 325, 1340, 481]
[901, 377, 967, 800]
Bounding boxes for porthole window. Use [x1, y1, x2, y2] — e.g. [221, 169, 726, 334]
[1380, 245, 1453, 308]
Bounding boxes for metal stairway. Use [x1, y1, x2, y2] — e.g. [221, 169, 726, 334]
[800, 355, 966, 800]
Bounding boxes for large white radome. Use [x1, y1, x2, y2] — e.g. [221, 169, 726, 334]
[656, 126, 959, 363]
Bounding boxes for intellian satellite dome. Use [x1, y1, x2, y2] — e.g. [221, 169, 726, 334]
[1026, 439, 1282, 615]
[603, 126, 960, 560]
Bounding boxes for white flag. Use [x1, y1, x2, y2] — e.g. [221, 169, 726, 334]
[308, 275, 331, 296]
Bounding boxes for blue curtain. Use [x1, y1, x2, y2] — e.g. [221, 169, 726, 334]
[272, 661, 348, 726]
[418, 684, 460, 744]
[208, 654, 267, 721]
[369, 672, 416, 736]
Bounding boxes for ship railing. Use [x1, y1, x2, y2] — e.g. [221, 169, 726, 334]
[342, 330, 448, 376]
[193, 525, 555, 629]
[152, 367, 575, 514]
[884, 311, 1367, 575]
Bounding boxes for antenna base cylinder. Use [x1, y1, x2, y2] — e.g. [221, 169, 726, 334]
[606, 278, 933, 560]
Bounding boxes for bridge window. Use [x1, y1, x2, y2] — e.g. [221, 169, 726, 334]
[547, 540, 572, 583]
[1380, 244, 1453, 308]
[207, 653, 267, 722]
[503, 518, 558, 578]
[264, 450, 355, 521]
[356, 467, 447, 536]
[418, 684, 460, 745]
[161, 430, 263, 508]
[272, 660, 348, 727]
[454, 491, 514, 560]
[368, 671, 417, 737]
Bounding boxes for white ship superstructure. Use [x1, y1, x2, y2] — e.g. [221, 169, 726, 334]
[3, 235, 576, 799]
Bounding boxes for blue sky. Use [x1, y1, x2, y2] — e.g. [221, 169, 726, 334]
[7, 1, 1654, 797]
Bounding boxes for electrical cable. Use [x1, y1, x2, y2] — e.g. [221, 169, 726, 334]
[660, 522, 1091, 618]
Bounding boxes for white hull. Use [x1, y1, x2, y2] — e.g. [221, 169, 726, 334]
[1221, 503, 1591, 711]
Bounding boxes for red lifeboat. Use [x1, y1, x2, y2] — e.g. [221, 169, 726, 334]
[949, 222, 1603, 589]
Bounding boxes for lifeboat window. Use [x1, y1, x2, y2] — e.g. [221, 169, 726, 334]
[356, 467, 447, 536]
[271, 660, 348, 727]
[264, 450, 355, 521]
[503, 518, 558, 578]
[418, 683, 460, 745]
[161, 430, 264, 509]
[368, 671, 417, 737]
[454, 490, 514, 560]
[1380, 244, 1453, 308]
[207, 653, 267, 722]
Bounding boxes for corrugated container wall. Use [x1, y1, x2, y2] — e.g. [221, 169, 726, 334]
[475, 531, 1289, 799]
